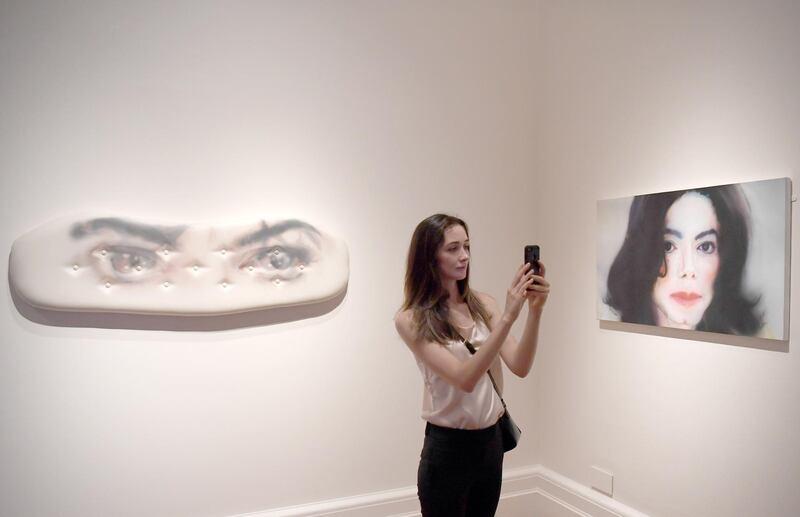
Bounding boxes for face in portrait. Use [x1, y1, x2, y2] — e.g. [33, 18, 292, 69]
[603, 184, 764, 336]
[10, 215, 349, 315]
[651, 192, 720, 329]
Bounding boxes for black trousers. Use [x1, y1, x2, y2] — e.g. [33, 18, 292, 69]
[417, 421, 504, 517]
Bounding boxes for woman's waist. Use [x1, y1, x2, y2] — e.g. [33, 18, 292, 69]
[424, 419, 501, 442]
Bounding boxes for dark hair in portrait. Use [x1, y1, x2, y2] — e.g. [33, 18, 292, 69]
[605, 184, 763, 335]
[402, 213, 492, 344]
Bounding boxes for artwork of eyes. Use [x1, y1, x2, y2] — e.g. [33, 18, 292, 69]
[9, 215, 349, 315]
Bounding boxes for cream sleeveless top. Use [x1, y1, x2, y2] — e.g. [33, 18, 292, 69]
[414, 320, 505, 430]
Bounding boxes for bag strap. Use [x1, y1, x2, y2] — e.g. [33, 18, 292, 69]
[461, 338, 508, 411]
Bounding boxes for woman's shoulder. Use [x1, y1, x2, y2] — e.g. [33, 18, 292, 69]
[394, 308, 415, 334]
[472, 290, 499, 310]
[394, 308, 411, 322]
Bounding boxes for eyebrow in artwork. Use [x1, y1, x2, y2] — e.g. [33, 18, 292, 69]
[70, 218, 187, 246]
[664, 228, 719, 241]
[235, 220, 322, 248]
[694, 229, 718, 240]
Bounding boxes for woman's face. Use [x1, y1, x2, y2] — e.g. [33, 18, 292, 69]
[652, 192, 721, 329]
[436, 225, 470, 282]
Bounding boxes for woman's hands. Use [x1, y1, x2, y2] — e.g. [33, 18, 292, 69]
[494, 261, 549, 378]
[503, 261, 550, 322]
[526, 261, 550, 311]
[503, 263, 537, 322]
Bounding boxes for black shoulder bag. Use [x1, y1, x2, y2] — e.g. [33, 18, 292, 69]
[462, 339, 522, 452]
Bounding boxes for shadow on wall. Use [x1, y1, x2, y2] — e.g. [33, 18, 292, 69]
[10, 281, 348, 332]
[599, 320, 789, 353]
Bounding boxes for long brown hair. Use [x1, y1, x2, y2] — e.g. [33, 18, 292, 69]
[401, 214, 493, 344]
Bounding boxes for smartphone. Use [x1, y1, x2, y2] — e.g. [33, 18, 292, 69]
[524, 245, 541, 276]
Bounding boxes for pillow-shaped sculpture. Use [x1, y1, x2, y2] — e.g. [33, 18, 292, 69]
[10, 214, 349, 315]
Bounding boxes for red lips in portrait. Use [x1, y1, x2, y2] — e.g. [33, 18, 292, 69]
[670, 291, 702, 306]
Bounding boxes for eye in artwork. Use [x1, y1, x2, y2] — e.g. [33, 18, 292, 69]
[10, 215, 349, 315]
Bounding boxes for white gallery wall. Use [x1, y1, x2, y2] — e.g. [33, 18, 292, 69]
[0, 2, 541, 516]
[532, 1, 800, 516]
[2, 1, 799, 517]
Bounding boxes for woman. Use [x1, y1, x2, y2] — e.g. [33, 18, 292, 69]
[605, 184, 762, 335]
[394, 214, 549, 516]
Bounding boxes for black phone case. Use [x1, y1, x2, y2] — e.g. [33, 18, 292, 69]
[525, 245, 540, 275]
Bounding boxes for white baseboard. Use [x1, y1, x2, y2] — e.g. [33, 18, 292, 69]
[501, 466, 650, 517]
[232, 485, 420, 517]
[230, 465, 649, 517]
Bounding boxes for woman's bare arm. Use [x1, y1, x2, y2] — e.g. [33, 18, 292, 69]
[487, 262, 550, 377]
[395, 263, 535, 392]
